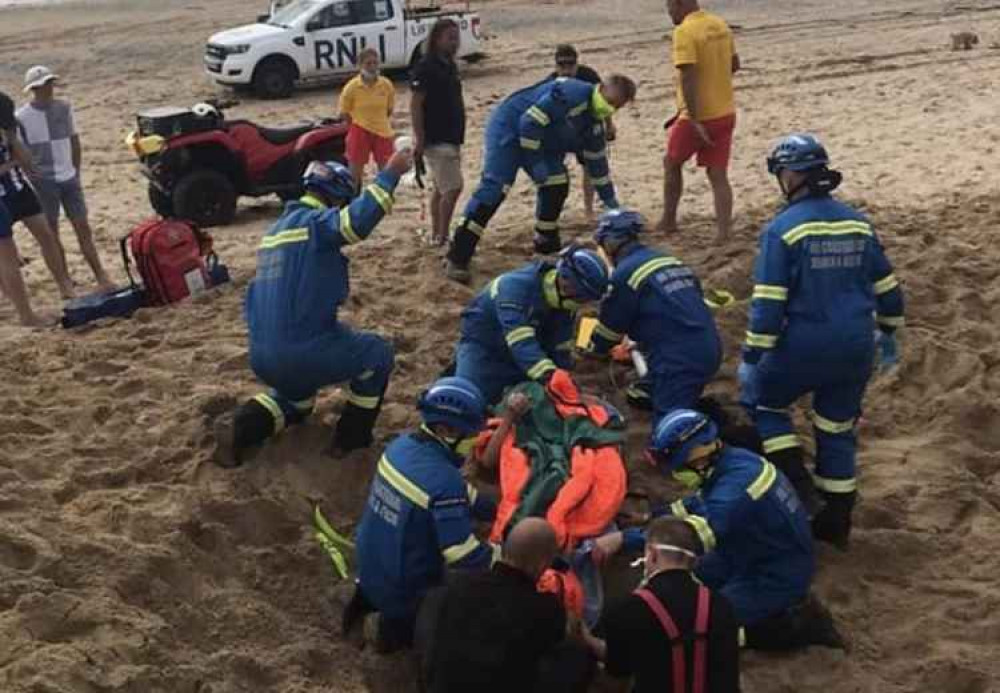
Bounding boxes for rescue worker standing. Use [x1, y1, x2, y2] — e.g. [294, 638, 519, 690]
[214, 152, 412, 467]
[740, 134, 905, 547]
[624, 409, 841, 650]
[445, 75, 637, 282]
[346, 377, 497, 653]
[454, 246, 610, 406]
[585, 208, 722, 420]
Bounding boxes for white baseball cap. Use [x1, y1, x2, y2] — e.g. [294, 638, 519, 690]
[23, 65, 59, 92]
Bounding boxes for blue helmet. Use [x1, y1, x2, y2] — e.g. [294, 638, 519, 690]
[417, 377, 487, 435]
[767, 134, 829, 175]
[647, 409, 719, 471]
[557, 245, 610, 302]
[594, 208, 644, 246]
[303, 160, 355, 202]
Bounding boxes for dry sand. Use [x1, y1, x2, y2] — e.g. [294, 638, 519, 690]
[1, 0, 999, 690]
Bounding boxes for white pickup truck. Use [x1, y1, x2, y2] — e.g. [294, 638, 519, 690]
[205, 0, 484, 98]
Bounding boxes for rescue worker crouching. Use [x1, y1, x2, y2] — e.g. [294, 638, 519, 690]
[584, 208, 722, 420]
[214, 152, 412, 467]
[740, 134, 905, 547]
[454, 246, 610, 407]
[598, 409, 843, 651]
[345, 377, 498, 654]
[445, 75, 637, 283]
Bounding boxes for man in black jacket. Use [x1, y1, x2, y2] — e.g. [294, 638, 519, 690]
[416, 517, 593, 693]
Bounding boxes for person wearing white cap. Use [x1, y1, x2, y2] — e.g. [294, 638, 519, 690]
[17, 66, 112, 291]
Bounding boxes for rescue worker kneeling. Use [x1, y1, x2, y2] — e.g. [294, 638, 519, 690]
[345, 377, 497, 653]
[604, 409, 843, 651]
[215, 154, 412, 466]
[740, 134, 905, 546]
[584, 208, 722, 417]
[454, 246, 610, 407]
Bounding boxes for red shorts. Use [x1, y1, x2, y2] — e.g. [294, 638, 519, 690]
[666, 113, 736, 169]
[346, 124, 394, 168]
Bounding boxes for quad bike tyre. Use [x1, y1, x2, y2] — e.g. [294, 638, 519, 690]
[253, 58, 296, 100]
[173, 168, 238, 227]
[148, 184, 174, 217]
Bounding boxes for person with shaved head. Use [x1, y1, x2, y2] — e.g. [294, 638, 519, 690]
[416, 518, 594, 693]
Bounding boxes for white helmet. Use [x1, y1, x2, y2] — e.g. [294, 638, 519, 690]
[192, 102, 220, 119]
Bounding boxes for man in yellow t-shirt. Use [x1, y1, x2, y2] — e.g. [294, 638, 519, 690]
[339, 48, 396, 187]
[656, 0, 740, 243]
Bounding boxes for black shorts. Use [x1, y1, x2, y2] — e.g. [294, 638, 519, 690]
[0, 185, 43, 223]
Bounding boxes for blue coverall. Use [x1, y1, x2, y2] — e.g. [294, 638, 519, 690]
[449, 78, 619, 264]
[745, 193, 905, 496]
[356, 429, 496, 626]
[455, 261, 577, 406]
[654, 446, 815, 625]
[588, 242, 722, 419]
[245, 170, 400, 429]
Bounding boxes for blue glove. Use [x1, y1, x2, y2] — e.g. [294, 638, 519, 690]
[875, 330, 900, 372]
[738, 361, 760, 411]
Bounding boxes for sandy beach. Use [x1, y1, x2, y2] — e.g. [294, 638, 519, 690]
[1, 0, 999, 690]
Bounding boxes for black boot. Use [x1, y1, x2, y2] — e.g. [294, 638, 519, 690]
[332, 400, 382, 455]
[812, 490, 856, 550]
[745, 593, 845, 651]
[533, 231, 562, 254]
[767, 447, 822, 519]
[625, 379, 653, 410]
[213, 398, 277, 468]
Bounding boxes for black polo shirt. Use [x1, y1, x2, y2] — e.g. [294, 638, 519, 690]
[547, 64, 602, 85]
[603, 569, 740, 693]
[0, 91, 15, 131]
[411, 53, 466, 146]
[423, 562, 566, 693]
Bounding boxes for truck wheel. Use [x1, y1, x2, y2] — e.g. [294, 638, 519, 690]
[253, 58, 296, 99]
[148, 184, 174, 217]
[173, 169, 237, 227]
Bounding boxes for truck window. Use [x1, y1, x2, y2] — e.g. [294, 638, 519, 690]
[307, 1, 352, 30]
[352, 0, 393, 24]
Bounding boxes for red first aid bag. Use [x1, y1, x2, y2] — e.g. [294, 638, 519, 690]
[121, 218, 212, 305]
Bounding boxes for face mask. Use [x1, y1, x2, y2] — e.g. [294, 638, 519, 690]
[672, 468, 704, 490]
[361, 68, 379, 81]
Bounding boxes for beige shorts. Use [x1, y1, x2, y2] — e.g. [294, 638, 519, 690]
[423, 144, 464, 194]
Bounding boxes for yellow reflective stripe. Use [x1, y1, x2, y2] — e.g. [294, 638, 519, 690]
[347, 390, 380, 410]
[535, 220, 559, 231]
[527, 358, 556, 380]
[378, 455, 430, 508]
[520, 137, 541, 150]
[526, 106, 550, 126]
[873, 274, 899, 295]
[489, 277, 502, 298]
[752, 284, 789, 301]
[466, 483, 479, 505]
[542, 173, 569, 186]
[762, 434, 799, 454]
[877, 315, 905, 328]
[782, 220, 873, 246]
[745, 331, 778, 349]
[582, 149, 606, 161]
[555, 339, 575, 351]
[569, 102, 588, 117]
[812, 412, 855, 434]
[505, 326, 536, 346]
[463, 217, 485, 237]
[670, 500, 689, 519]
[813, 475, 857, 493]
[253, 394, 285, 432]
[738, 627, 747, 648]
[366, 183, 394, 214]
[443, 534, 482, 564]
[491, 543, 502, 565]
[590, 175, 610, 186]
[747, 460, 777, 500]
[339, 208, 361, 244]
[627, 257, 683, 291]
[757, 405, 787, 414]
[683, 515, 716, 553]
[259, 228, 309, 249]
[594, 321, 623, 342]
